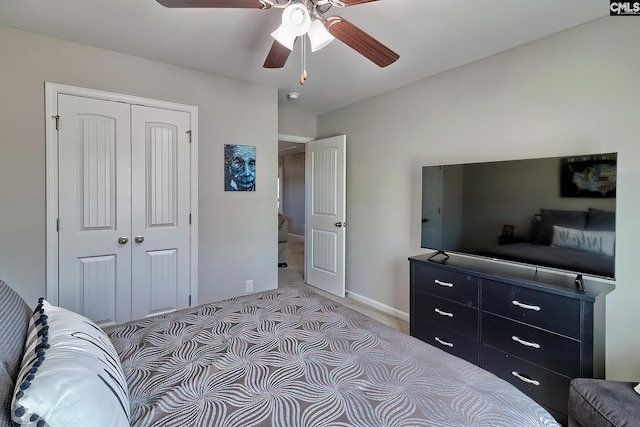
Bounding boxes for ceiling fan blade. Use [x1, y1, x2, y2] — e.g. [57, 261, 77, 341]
[156, 0, 272, 8]
[339, 0, 379, 5]
[263, 40, 293, 68]
[325, 17, 399, 68]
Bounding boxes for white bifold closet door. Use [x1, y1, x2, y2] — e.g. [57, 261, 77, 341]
[57, 94, 191, 326]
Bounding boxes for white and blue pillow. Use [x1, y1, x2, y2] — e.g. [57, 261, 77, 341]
[551, 225, 615, 257]
[11, 299, 130, 427]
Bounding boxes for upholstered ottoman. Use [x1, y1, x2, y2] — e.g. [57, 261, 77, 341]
[568, 378, 640, 426]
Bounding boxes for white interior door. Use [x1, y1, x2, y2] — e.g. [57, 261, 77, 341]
[58, 95, 133, 326]
[57, 94, 192, 326]
[130, 105, 191, 319]
[305, 135, 346, 297]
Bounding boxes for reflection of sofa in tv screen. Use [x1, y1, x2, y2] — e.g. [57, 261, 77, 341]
[475, 208, 615, 278]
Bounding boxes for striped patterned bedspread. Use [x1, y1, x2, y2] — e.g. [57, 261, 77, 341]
[105, 288, 559, 427]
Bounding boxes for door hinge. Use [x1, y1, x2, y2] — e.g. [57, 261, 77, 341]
[53, 115, 60, 131]
[186, 130, 192, 143]
[56, 218, 60, 232]
[189, 213, 192, 224]
[188, 295, 192, 306]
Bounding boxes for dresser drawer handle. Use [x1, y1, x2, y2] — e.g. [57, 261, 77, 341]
[512, 336, 541, 349]
[435, 337, 454, 348]
[511, 371, 540, 386]
[512, 300, 541, 311]
[434, 308, 454, 317]
[434, 279, 454, 288]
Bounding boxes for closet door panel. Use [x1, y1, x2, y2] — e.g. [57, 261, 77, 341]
[130, 105, 191, 320]
[57, 95, 132, 326]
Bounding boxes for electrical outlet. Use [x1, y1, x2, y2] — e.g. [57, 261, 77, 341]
[245, 280, 254, 293]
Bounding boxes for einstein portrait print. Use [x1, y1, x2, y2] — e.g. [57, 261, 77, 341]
[224, 144, 256, 191]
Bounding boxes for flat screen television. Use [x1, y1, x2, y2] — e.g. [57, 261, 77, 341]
[421, 152, 617, 280]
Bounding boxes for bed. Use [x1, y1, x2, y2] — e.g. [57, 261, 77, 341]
[1, 279, 559, 426]
[476, 208, 615, 278]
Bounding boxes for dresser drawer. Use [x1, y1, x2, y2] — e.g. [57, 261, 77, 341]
[413, 320, 479, 364]
[482, 344, 570, 416]
[415, 292, 479, 339]
[413, 263, 479, 307]
[482, 313, 581, 377]
[482, 280, 581, 339]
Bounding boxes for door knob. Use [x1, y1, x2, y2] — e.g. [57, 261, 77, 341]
[118, 237, 129, 245]
[134, 236, 145, 244]
[335, 222, 343, 228]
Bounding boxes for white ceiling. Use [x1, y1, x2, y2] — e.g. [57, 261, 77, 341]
[0, 0, 606, 115]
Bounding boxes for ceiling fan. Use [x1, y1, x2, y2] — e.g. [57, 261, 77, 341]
[156, 0, 399, 84]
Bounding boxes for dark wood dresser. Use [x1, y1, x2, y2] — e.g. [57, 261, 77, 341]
[409, 254, 615, 425]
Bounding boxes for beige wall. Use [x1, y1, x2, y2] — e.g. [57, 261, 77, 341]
[278, 106, 317, 139]
[0, 26, 278, 306]
[318, 17, 640, 380]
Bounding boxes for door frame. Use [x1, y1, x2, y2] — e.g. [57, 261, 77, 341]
[278, 133, 347, 294]
[278, 133, 313, 277]
[45, 82, 199, 306]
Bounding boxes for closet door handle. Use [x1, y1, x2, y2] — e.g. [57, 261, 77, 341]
[118, 237, 129, 245]
[134, 236, 145, 244]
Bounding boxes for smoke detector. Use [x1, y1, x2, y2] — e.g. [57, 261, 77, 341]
[287, 92, 300, 100]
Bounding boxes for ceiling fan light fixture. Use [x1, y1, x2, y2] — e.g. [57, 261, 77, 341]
[281, 3, 311, 36]
[271, 3, 312, 51]
[308, 19, 334, 52]
[271, 25, 297, 50]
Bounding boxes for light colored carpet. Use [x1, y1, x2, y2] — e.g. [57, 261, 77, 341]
[278, 235, 410, 335]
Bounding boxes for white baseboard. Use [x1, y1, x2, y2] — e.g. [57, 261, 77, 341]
[346, 291, 409, 322]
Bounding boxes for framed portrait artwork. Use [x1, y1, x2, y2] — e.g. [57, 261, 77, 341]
[224, 144, 256, 191]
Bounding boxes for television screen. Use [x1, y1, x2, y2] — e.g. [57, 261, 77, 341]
[421, 153, 617, 279]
